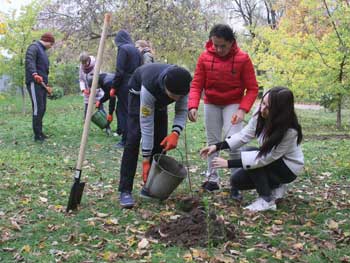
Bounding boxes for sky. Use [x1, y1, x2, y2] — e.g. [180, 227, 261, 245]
[1, 0, 32, 13]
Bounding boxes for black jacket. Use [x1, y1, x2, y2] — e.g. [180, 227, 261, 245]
[98, 73, 116, 115]
[25, 41, 50, 84]
[113, 30, 142, 88]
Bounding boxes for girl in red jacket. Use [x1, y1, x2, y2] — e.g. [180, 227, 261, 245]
[188, 24, 258, 192]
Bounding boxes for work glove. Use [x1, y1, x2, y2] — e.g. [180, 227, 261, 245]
[142, 159, 151, 184]
[95, 101, 101, 108]
[83, 89, 90, 96]
[107, 114, 113, 123]
[33, 74, 43, 84]
[109, 87, 116, 98]
[160, 132, 179, 151]
[46, 86, 53, 96]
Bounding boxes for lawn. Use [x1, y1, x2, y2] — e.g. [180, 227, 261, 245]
[0, 94, 349, 262]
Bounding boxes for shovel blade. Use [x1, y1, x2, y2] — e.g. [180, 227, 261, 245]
[66, 181, 85, 212]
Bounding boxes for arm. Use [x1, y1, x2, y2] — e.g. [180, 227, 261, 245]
[226, 114, 257, 149]
[140, 86, 156, 158]
[239, 56, 259, 113]
[113, 47, 128, 88]
[187, 54, 205, 110]
[25, 44, 38, 78]
[172, 95, 188, 135]
[78, 66, 86, 91]
[241, 129, 298, 170]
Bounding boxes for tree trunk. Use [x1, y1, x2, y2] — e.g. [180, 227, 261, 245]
[21, 85, 26, 114]
[336, 94, 341, 129]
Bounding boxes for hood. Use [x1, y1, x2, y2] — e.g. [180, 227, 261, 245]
[114, 30, 133, 47]
[205, 39, 238, 59]
[82, 56, 96, 74]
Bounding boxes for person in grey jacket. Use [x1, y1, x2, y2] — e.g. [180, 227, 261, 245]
[25, 32, 55, 142]
[200, 87, 304, 212]
[118, 63, 192, 208]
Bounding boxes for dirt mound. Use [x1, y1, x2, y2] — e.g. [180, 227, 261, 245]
[145, 206, 236, 248]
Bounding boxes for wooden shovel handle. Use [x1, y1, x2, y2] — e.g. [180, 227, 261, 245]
[75, 13, 111, 172]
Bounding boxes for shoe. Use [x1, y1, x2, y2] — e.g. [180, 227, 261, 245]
[34, 136, 45, 142]
[41, 133, 49, 139]
[271, 184, 287, 200]
[244, 197, 276, 212]
[139, 187, 155, 199]
[202, 181, 220, 192]
[105, 127, 112, 136]
[114, 141, 125, 149]
[230, 188, 243, 201]
[120, 192, 134, 208]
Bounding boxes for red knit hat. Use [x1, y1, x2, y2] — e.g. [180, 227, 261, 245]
[40, 32, 55, 43]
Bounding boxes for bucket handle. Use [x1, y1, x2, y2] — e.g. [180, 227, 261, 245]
[157, 148, 184, 166]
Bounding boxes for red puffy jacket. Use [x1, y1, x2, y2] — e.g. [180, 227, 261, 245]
[188, 40, 258, 113]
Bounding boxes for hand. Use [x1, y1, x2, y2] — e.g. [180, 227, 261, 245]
[188, 109, 198, 122]
[107, 114, 113, 123]
[46, 86, 53, 96]
[95, 101, 101, 108]
[142, 159, 151, 183]
[83, 89, 90, 96]
[231, 109, 245, 124]
[160, 132, 179, 151]
[212, 157, 228, 168]
[109, 88, 116, 98]
[200, 145, 217, 158]
[33, 74, 43, 84]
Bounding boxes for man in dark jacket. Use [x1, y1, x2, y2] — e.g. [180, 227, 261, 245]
[118, 63, 192, 208]
[112, 30, 142, 148]
[25, 32, 55, 142]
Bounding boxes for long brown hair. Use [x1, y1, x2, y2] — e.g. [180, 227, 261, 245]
[255, 87, 303, 157]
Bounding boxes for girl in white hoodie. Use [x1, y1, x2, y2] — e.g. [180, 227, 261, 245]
[200, 87, 304, 212]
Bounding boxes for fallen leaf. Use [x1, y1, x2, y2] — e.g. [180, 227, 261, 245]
[137, 238, 149, 250]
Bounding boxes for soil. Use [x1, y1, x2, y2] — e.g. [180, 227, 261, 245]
[145, 197, 236, 248]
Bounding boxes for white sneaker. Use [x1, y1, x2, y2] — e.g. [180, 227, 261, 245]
[244, 197, 276, 212]
[271, 184, 287, 200]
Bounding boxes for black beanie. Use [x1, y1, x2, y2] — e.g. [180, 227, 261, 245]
[164, 66, 192, 95]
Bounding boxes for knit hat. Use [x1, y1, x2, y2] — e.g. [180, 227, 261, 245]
[164, 66, 192, 95]
[40, 32, 55, 43]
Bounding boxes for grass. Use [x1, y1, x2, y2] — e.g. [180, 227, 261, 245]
[0, 94, 350, 262]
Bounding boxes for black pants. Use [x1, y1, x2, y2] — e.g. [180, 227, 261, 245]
[118, 93, 168, 193]
[231, 154, 297, 199]
[116, 82, 129, 144]
[27, 82, 47, 139]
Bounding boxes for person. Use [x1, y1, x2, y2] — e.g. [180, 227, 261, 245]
[78, 53, 105, 119]
[87, 73, 116, 135]
[111, 30, 143, 148]
[25, 32, 55, 142]
[188, 24, 259, 192]
[135, 40, 155, 64]
[118, 63, 192, 208]
[200, 87, 304, 212]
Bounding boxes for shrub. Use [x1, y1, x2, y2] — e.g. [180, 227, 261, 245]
[48, 86, 64, 100]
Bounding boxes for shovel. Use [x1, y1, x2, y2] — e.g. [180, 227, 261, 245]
[66, 13, 111, 212]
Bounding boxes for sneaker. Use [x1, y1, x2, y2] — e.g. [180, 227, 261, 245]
[244, 197, 276, 212]
[202, 181, 220, 192]
[114, 141, 125, 149]
[139, 187, 155, 200]
[34, 136, 45, 143]
[230, 188, 243, 201]
[41, 133, 49, 139]
[120, 192, 134, 208]
[271, 184, 287, 200]
[105, 127, 112, 136]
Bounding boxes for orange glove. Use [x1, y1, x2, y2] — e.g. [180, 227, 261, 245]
[33, 74, 43, 84]
[107, 114, 113, 123]
[83, 89, 90, 95]
[142, 159, 151, 183]
[109, 88, 116, 98]
[46, 86, 53, 96]
[95, 101, 101, 108]
[160, 132, 179, 151]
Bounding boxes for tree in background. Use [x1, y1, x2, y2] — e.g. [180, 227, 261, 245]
[0, 2, 45, 112]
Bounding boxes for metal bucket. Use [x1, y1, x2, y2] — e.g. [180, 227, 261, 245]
[91, 110, 108, 129]
[145, 153, 187, 200]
